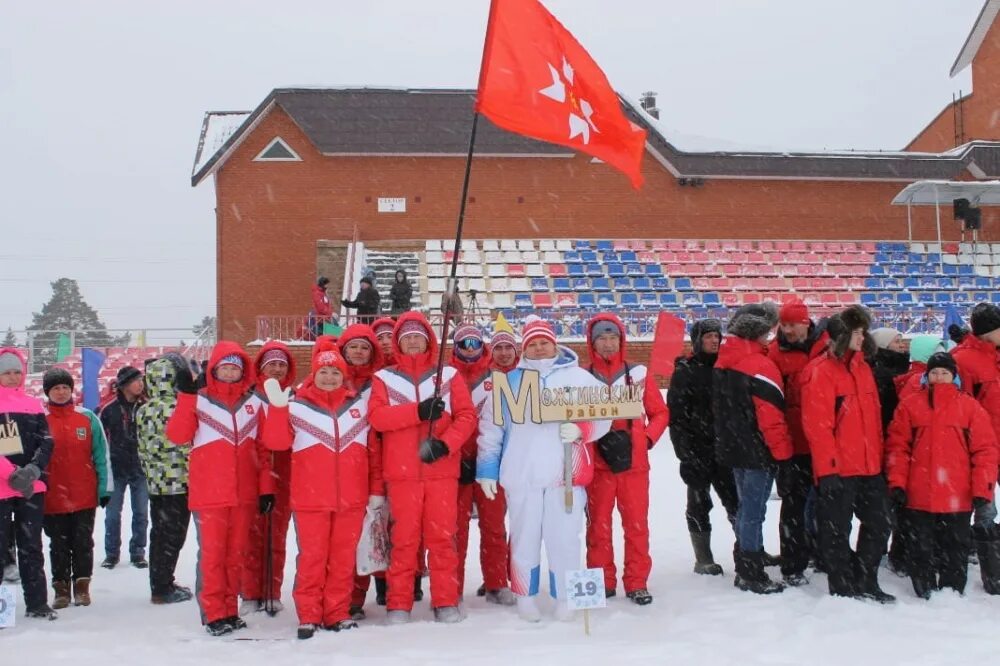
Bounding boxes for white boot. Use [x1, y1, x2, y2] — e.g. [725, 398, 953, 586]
[3, 563, 19, 583]
[485, 587, 516, 606]
[515, 595, 541, 623]
[553, 601, 576, 622]
[239, 599, 262, 616]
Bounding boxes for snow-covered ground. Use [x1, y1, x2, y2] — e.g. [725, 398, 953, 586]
[4, 439, 998, 665]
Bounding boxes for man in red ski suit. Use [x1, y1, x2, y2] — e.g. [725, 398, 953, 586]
[240, 341, 297, 615]
[450, 324, 514, 605]
[262, 346, 378, 639]
[368, 312, 477, 624]
[166, 342, 274, 636]
[583, 314, 668, 605]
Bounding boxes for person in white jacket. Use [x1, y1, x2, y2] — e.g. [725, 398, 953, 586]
[476, 316, 611, 622]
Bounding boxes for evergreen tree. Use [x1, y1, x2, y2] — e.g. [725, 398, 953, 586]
[192, 315, 217, 342]
[27, 278, 127, 370]
[2, 327, 16, 347]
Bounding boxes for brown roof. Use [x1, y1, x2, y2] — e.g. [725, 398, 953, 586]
[192, 87, 1000, 186]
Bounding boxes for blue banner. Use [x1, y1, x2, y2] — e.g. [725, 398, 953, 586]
[81, 348, 106, 411]
[942, 304, 966, 341]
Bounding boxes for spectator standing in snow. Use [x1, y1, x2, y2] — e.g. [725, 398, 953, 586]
[99, 365, 149, 570]
[477, 316, 611, 622]
[136, 354, 196, 605]
[0, 347, 56, 619]
[389, 270, 413, 316]
[342, 275, 381, 324]
[802, 306, 894, 604]
[41, 368, 112, 609]
[584, 314, 668, 605]
[669, 319, 739, 576]
[712, 304, 793, 595]
[885, 352, 998, 598]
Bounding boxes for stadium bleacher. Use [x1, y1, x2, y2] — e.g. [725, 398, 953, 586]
[22, 347, 180, 401]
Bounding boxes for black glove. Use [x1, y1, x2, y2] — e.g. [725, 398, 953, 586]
[417, 397, 446, 422]
[817, 474, 843, 497]
[8, 463, 41, 497]
[678, 459, 712, 487]
[459, 459, 476, 485]
[889, 487, 907, 509]
[174, 367, 199, 395]
[419, 438, 449, 464]
[775, 459, 799, 498]
[973, 496, 991, 510]
[258, 494, 275, 515]
[99, 496, 110, 509]
[341, 299, 351, 308]
[595, 430, 633, 474]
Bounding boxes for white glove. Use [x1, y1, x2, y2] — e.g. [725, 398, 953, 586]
[477, 479, 497, 501]
[368, 495, 386, 509]
[559, 422, 582, 445]
[263, 378, 291, 408]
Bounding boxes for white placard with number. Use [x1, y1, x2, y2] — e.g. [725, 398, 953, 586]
[0, 584, 16, 628]
[565, 568, 607, 611]
[377, 197, 406, 213]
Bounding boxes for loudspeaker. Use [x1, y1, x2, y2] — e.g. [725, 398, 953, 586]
[964, 208, 982, 231]
[954, 198, 970, 220]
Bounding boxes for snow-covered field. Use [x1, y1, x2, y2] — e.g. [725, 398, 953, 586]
[4, 440, 998, 665]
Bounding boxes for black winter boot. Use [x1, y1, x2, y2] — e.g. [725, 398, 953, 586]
[911, 575, 934, 600]
[734, 550, 784, 595]
[974, 525, 1000, 595]
[690, 532, 723, 576]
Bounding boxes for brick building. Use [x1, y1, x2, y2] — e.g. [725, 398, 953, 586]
[193, 3, 1000, 347]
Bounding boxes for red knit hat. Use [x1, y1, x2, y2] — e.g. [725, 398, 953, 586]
[779, 299, 810, 325]
[521, 315, 556, 348]
[313, 349, 347, 376]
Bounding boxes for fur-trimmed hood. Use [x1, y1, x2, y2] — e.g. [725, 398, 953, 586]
[727, 303, 778, 341]
[824, 305, 876, 359]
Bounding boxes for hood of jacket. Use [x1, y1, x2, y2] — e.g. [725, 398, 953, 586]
[392, 311, 438, 377]
[145, 357, 180, 402]
[586, 313, 627, 379]
[394, 270, 408, 283]
[715, 335, 768, 371]
[254, 340, 298, 392]
[0, 347, 43, 415]
[338, 323, 385, 387]
[206, 341, 255, 404]
[517, 345, 580, 379]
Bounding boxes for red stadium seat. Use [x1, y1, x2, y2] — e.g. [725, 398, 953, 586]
[651, 240, 668, 251]
[743, 292, 762, 304]
[737, 241, 754, 251]
[555, 293, 577, 307]
[704, 240, 720, 252]
[722, 293, 742, 307]
[548, 264, 568, 276]
[532, 293, 553, 308]
[791, 241, 807, 252]
[508, 264, 525, 277]
[758, 241, 774, 252]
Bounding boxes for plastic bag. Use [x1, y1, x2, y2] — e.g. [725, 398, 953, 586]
[356, 504, 390, 575]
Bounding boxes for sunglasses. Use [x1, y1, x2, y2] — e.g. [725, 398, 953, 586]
[458, 338, 483, 351]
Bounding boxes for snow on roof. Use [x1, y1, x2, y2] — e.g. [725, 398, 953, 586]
[191, 111, 251, 177]
[951, 0, 1000, 77]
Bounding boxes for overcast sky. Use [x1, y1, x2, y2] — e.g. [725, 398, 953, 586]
[0, 0, 985, 341]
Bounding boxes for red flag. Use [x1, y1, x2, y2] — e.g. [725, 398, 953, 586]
[475, 0, 647, 188]
[649, 312, 687, 379]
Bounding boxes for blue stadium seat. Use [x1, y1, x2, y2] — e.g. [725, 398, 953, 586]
[581, 250, 598, 263]
[926, 253, 941, 263]
[592, 278, 611, 291]
[531, 277, 548, 292]
[883, 278, 901, 290]
[875, 242, 894, 252]
[919, 276, 937, 289]
[568, 264, 585, 277]
[660, 293, 678, 307]
[975, 276, 992, 289]
[613, 277, 631, 291]
[897, 292, 914, 305]
[598, 293, 615, 307]
[992, 293, 1000, 304]
[887, 264, 906, 276]
[601, 252, 620, 263]
[934, 293, 951, 305]
[633, 277, 652, 291]
[645, 264, 663, 277]
[514, 294, 532, 309]
[994, 277, 1000, 288]
[905, 264, 921, 275]
[920, 263, 938, 275]
[620, 251, 638, 263]
[908, 253, 925, 264]
[640, 293, 658, 308]
[683, 292, 701, 305]
[890, 252, 907, 264]
[958, 276, 974, 290]
[578, 293, 597, 308]
[652, 277, 670, 290]
[874, 252, 891, 264]
[621, 293, 639, 308]
[674, 278, 693, 291]
[959, 265, 974, 276]
[553, 278, 571, 292]
[564, 251, 581, 264]
[954, 291, 971, 304]
[572, 277, 590, 291]
[703, 293, 721, 306]
[585, 263, 603, 277]
[568, 320, 585, 337]
[595, 240, 613, 252]
[877, 292, 895, 305]
[893, 242, 908, 252]
[943, 264, 958, 275]
[903, 277, 919, 290]
[973, 292, 990, 303]
[860, 293, 877, 306]
[865, 277, 882, 290]
[869, 265, 886, 276]
[574, 240, 591, 250]
[607, 263, 625, 278]
[625, 263, 643, 276]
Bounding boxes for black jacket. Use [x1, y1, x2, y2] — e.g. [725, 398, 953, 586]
[343, 287, 381, 319]
[1, 409, 54, 483]
[667, 352, 717, 464]
[389, 272, 413, 315]
[100, 395, 144, 478]
[872, 347, 909, 432]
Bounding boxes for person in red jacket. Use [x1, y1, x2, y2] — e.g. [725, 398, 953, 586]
[712, 303, 793, 595]
[885, 352, 998, 598]
[583, 314, 668, 605]
[240, 342, 297, 616]
[449, 324, 514, 606]
[262, 347, 378, 639]
[166, 342, 275, 636]
[310, 277, 334, 338]
[372, 318, 396, 367]
[368, 312, 477, 624]
[41, 368, 112, 609]
[802, 306, 893, 603]
[767, 299, 828, 586]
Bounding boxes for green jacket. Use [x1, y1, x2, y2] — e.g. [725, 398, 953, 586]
[137, 357, 190, 496]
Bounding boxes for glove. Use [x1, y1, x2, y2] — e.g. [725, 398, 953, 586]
[889, 487, 907, 509]
[341, 299, 351, 307]
[263, 378, 291, 408]
[418, 438, 449, 464]
[973, 496, 991, 510]
[817, 474, 843, 497]
[8, 463, 41, 497]
[258, 494, 275, 515]
[417, 397, 445, 421]
[99, 496, 110, 509]
[368, 495, 386, 510]
[459, 459, 476, 485]
[477, 479, 498, 501]
[559, 422, 582, 445]
[595, 430, 632, 474]
[174, 367, 199, 395]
